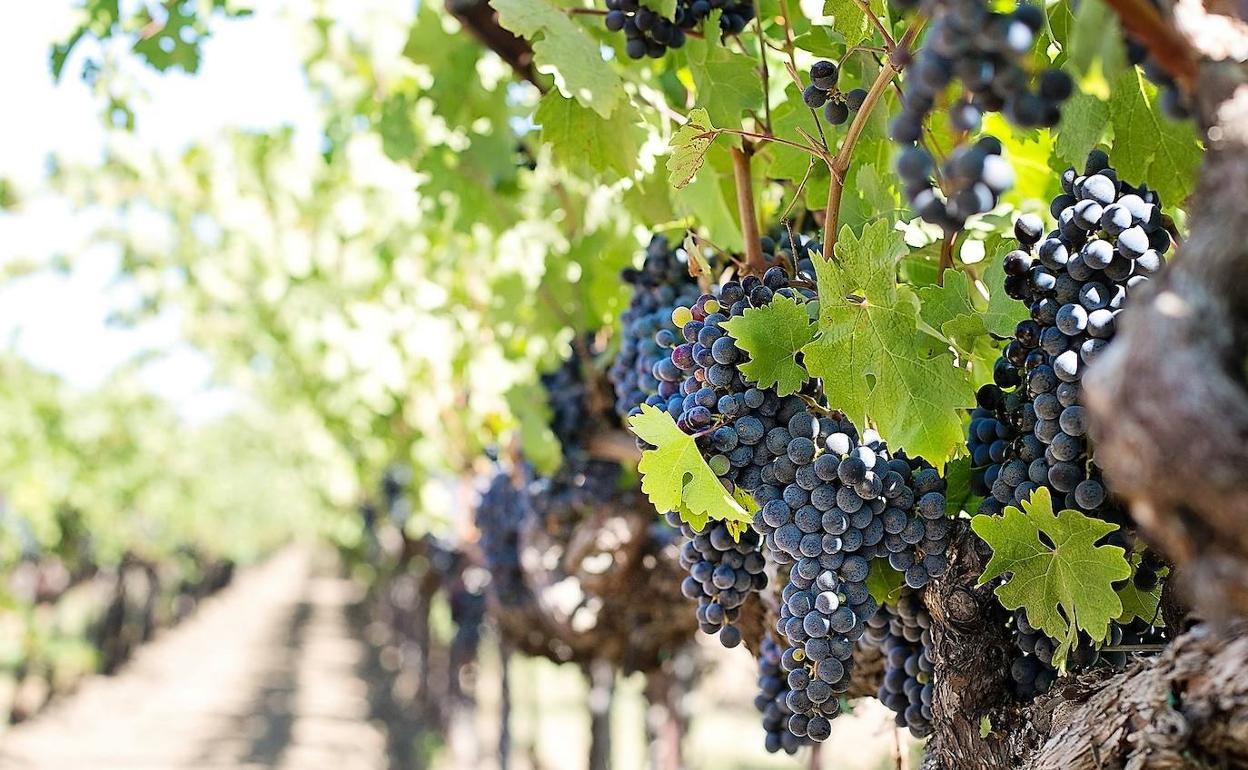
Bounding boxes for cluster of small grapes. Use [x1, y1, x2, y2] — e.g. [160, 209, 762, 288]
[889, 0, 1071, 231]
[610, 235, 700, 420]
[749, 409, 952, 590]
[897, 136, 1015, 232]
[772, 549, 872, 743]
[659, 266, 819, 497]
[974, 149, 1168, 518]
[755, 633, 814, 754]
[863, 590, 934, 737]
[1010, 606, 1138, 697]
[802, 60, 869, 126]
[477, 471, 533, 608]
[541, 341, 597, 451]
[603, 0, 754, 59]
[667, 511, 767, 647]
[889, 0, 1071, 133]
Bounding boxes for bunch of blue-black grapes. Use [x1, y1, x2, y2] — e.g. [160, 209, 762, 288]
[971, 149, 1169, 520]
[750, 410, 952, 589]
[653, 231, 823, 502]
[863, 589, 934, 737]
[610, 235, 700, 421]
[970, 149, 1173, 697]
[666, 510, 766, 647]
[755, 633, 814, 754]
[888, 0, 1072, 231]
[603, 0, 754, 59]
[747, 416, 950, 743]
[896, 136, 1015, 232]
[477, 471, 534, 610]
[801, 60, 869, 126]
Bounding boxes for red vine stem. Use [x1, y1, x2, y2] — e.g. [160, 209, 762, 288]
[731, 145, 766, 273]
[821, 19, 924, 260]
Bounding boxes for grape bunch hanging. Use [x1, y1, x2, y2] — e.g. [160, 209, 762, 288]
[802, 60, 869, 126]
[603, 0, 755, 59]
[971, 149, 1172, 696]
[889, 0, 1072, 230]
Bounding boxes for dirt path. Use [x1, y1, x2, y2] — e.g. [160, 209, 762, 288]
[0, 549, 390, 770]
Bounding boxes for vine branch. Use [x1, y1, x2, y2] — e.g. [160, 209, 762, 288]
[821, 19, 924, 260]
[731, 145, 766, 273]
[1100, 0, 1198, 91]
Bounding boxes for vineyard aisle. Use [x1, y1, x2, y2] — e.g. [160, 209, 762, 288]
[0, 549, 391, 770]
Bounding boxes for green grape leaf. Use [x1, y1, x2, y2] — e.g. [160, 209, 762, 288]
[918, 268, 983, 355]
[684, 34, 762, 128]
[942, 455, 977, 516]
[674, 144, 744, 251]
[792, 29, 842, 57]
[506, 383, 562, 476]
[867, 557, 905, 605]
[1116, 552, 1167, 626]
[668, 108, 718, 189]
[972, 487, 1131, 667]
[979, 234, 1030, 337]
[822, 0, 875, 47]
[491, 0, 622, 117]
[628, 404, 755, 527]
[1065, 0, 1126, 78]
[536, 91, 645, 180]
[1116, 574, 1163, 627]
[721, 295, 815, 396]
[802, 221, 973, 466]
[763, 88, 829, 190]
[1054, 92, 1109, 170]
[1108, 69, 1203, 207]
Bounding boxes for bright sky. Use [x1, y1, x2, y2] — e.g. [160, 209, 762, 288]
[0, 2, 319, 421]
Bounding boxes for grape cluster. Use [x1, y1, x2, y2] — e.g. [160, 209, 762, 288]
[897, 136, 1015, 232]
[755, 633, 814, 754]
[611, 235, 700, 420]
[971, 150, 1173, 697]
[477, 471, 532, 608]
[603, 0, 754, 59]
[890, 0, 1072, 133]
[889, 0, 1072, 230]
[541, 341, 597, 451]
[749, 409, 952, 590]
[973, 149, 1168, 518]
[802, 60, 869, 126]
[864, 590, 934, 737]
[667, 511, 767, 647]
[659, 262, 820, 499]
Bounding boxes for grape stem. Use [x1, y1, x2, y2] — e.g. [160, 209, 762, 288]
[937, 230, 955, 286]
[731, 146, 766, 273]
[821, 19, 924, 261]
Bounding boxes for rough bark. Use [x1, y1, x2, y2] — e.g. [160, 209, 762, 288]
[922, 526, 1020, 769]
[922, 528, 1248, 770]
